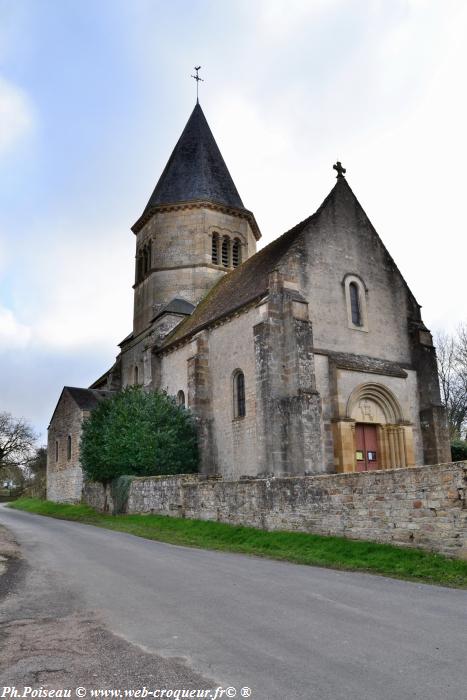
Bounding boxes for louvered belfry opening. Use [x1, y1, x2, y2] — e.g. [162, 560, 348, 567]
[212, 233, 219, 264]
[232, 238, 241, 267]
[222, 237, 230, 267]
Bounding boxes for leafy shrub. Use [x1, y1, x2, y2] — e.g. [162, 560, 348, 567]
[80, 387, 198, 483]
[451, 439, 467, 461]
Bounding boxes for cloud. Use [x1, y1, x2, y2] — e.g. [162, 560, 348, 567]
[0, 304, 31, 349]
[0, 75, 34, 156]
[14, 222, 134, 354]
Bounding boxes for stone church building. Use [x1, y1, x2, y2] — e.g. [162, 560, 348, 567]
[47, 101, 450, 502]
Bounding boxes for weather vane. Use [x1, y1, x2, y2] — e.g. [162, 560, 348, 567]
[191, 66, 203, 102]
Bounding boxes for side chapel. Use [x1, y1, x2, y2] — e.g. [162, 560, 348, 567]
[47, 100, 450, 502]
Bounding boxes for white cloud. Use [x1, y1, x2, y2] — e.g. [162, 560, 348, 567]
[17, 223, 134, 354]
[0, 304, 31, 349]
[251, 0, 342, 40]
[0, 75, 34, 155]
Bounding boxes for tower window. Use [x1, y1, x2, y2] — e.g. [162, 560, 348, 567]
[136, 240, 152, 283]
[136, 252, 143, 284]
[134, 366, 139, 385]
[349, 282, 361, 326]
[212, 233, 219, 264]
[233, 370, 246, 418]
[232, 239, 241, 267]
[221, 237, 230, 267]
[67, 435, 72, 461]
[55, 440, 59, 462]
[177, 390, 186, 408]
[146, 240, 152, 272]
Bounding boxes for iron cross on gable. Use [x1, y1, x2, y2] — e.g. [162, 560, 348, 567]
[191, 65, 203, 102]
[333, 161, 346, 178]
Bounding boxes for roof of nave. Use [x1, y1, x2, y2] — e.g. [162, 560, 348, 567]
[158, 192, 330, 351]
[132, 102, 251, 233]
[159, 174, 421, 352]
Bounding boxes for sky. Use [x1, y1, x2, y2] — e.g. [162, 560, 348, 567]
[0, 0, 466, 443]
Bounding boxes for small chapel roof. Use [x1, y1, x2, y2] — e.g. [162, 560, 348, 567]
[132, 102, 248, 233]
[65, 386, 114, 410]
[48, 387, 115, 428]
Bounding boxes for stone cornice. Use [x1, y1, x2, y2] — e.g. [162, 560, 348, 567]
[131, 200, 262, 241]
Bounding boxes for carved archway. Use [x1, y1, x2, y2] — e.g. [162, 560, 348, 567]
[346, 383, 403, 424]
[332, 382, 415, 473]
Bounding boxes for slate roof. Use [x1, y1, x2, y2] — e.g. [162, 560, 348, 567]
[152, 297, 195, 322]
[65, 387, 114, 410]
[133, 102, 247, 232]
[48, 387, 115, 428]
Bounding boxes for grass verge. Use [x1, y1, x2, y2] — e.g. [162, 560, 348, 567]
[8, 497, 467, 588]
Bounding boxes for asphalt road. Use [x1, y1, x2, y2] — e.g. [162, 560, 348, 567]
[0, 505, 466, 700]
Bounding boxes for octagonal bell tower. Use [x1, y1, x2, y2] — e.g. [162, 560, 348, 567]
[131, 102, 261, 336]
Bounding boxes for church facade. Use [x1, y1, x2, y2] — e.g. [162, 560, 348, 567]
[47, 102, 450, 502]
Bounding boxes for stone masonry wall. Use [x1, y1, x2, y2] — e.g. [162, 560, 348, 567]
[83, 462, 467, 559]
[47, 390, 85, 503]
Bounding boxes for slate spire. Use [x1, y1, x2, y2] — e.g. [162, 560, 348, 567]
[133, 102, 246, 232]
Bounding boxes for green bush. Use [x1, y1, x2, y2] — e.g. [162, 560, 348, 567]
[80, 387, 198, 482]
[451, 439, 467, 461]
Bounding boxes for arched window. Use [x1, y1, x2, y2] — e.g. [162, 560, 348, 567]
[134, 366, 139, 385]
[177, 390, 185, 408]
[232, 239, 241, 268]
[67, 435, 72, 461]
[344, 275, 368, 331]
[233, 370, 246, 418]
[221, 237, 230, 267]
[136, 252, 143, 283]
[212, 233, 219, 264]
[349, 282, 361, 326]
[55, 440, 59, 462]
[147, 240, 152, 271]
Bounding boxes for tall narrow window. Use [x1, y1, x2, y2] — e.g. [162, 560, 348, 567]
[55, 440, 59, 462]
[147, 240, 152, 272]
[222, 237, 230, 267]
[349, 282, 361, 326]
[134, 365, 139, 385]
[212, 233, 219, 264]
[177, 390, 185, 408]
[67, 435, 72, 461]
[233, 370, 246, 418]
[232, 239, 241, 267]
[136, 252, 143, 283]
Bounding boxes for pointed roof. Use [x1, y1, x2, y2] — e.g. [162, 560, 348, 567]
[132, 102, 249, 232]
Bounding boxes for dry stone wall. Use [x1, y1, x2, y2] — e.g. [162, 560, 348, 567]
[82, 462, 467, 559]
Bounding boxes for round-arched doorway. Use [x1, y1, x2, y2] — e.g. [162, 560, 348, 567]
[333, 383, 415, 472]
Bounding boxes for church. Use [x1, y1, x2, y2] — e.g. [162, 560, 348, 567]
[47, 100, 450, 503]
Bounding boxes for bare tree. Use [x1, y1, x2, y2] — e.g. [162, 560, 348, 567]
[435, 326, 467, 439]
[0, 412, 37, 479]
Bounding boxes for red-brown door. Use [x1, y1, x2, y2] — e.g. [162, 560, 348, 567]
[355, 423, 379, 471]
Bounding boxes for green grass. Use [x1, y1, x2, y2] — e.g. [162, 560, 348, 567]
[8, 497, 467, 589]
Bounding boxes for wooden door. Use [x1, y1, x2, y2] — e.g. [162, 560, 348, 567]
[355, 423, 379, 471]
